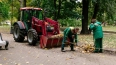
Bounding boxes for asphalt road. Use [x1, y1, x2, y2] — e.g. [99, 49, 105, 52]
[0, 33, 116, 65]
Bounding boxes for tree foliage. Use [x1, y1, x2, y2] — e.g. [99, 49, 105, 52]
[1, 0, 116, 33]
[30, 0, 79, 20]
[0, 1, 9, 20]
[81, 0, 116, 34]
[90, 0, 116, 22]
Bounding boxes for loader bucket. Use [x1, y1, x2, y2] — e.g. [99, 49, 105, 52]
[40, 35, 63, 48]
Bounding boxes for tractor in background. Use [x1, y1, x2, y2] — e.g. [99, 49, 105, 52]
[13, 7, 63, 48]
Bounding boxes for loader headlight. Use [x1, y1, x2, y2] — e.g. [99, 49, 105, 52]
[46, 25, 54, 32]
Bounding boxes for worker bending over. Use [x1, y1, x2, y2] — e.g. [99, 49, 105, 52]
[61, 27, 79, 52]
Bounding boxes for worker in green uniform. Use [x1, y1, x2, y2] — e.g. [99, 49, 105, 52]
[89, 19, 103, 53]
[61, 27, 79, 52]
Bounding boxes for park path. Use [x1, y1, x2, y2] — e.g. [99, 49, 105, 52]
[0, 33, 116, 65]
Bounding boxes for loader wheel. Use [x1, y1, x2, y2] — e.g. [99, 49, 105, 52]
[13, 24, 25, 42]
[27, 29, 38, 46]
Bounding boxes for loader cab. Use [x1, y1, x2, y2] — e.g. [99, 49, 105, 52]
[33, 8, 43, 20]
[20, 7, 33, 30]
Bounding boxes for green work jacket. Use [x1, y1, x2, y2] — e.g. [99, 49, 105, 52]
[63, 27, 78, 43]
[89, 21, 103, 39]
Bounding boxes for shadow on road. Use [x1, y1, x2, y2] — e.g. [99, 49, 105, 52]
[103, 49, 116, 56]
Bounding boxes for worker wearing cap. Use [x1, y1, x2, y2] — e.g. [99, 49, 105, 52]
[61, 27, 79, 52]
[89, 19, 103, 53]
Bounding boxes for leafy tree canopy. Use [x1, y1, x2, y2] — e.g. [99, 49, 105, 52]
[0, 1, 9, 20]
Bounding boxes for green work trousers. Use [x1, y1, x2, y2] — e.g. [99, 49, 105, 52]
[94, 38, 103, 52]
[61, 35, 74, 51]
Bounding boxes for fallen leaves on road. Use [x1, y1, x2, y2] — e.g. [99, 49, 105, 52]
[3, 57, 7, 60]
[99, 55, 106, 58]
[26, 62, 29, 64]
[66, 58, 74, 60]
[15, 63, 21, 65]
[39, 64, 44, 65]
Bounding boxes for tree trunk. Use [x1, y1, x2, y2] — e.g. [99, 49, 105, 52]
[18, 0, 23, 7]
[18, 0, 26, 7]
[57, 0, 61, 20]
[80, 0, 89, 34]
[92, 3, 99, 19]
[17, 8, 20, 21]
[18, 0, 26, 21]
[11, 0, 13, 25]
[23, 0, 26, 7]
[54, 0, 57, 21]
[17, 0, 22, 21]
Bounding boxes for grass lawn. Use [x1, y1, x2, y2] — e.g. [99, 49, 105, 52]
[78, 34, 116, 49]
[103, 25, 116, 32]
[0, 26, 10, 33]
[60, 25, 116, 32]
[0, 25, 116, 49]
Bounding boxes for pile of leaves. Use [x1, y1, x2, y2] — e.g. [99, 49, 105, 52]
[76, 43, 95, 53]
[50, 34, 63, 38]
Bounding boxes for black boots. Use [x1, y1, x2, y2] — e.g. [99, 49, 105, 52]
[61, 44, 66, 52]
[61, 44, 75, 52]
[5, 41, 9, 50]
[70, 44, 75, 51]
[61, 49, 66, 52]
[93, 49, 103, 53]
[0, 46, 2, 49]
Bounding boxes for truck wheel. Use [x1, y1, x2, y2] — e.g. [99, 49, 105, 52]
[27, 29, 38, 46]
[13, 24, 25, 42]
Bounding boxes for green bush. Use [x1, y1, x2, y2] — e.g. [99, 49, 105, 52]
[58, 18, 81, 27]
